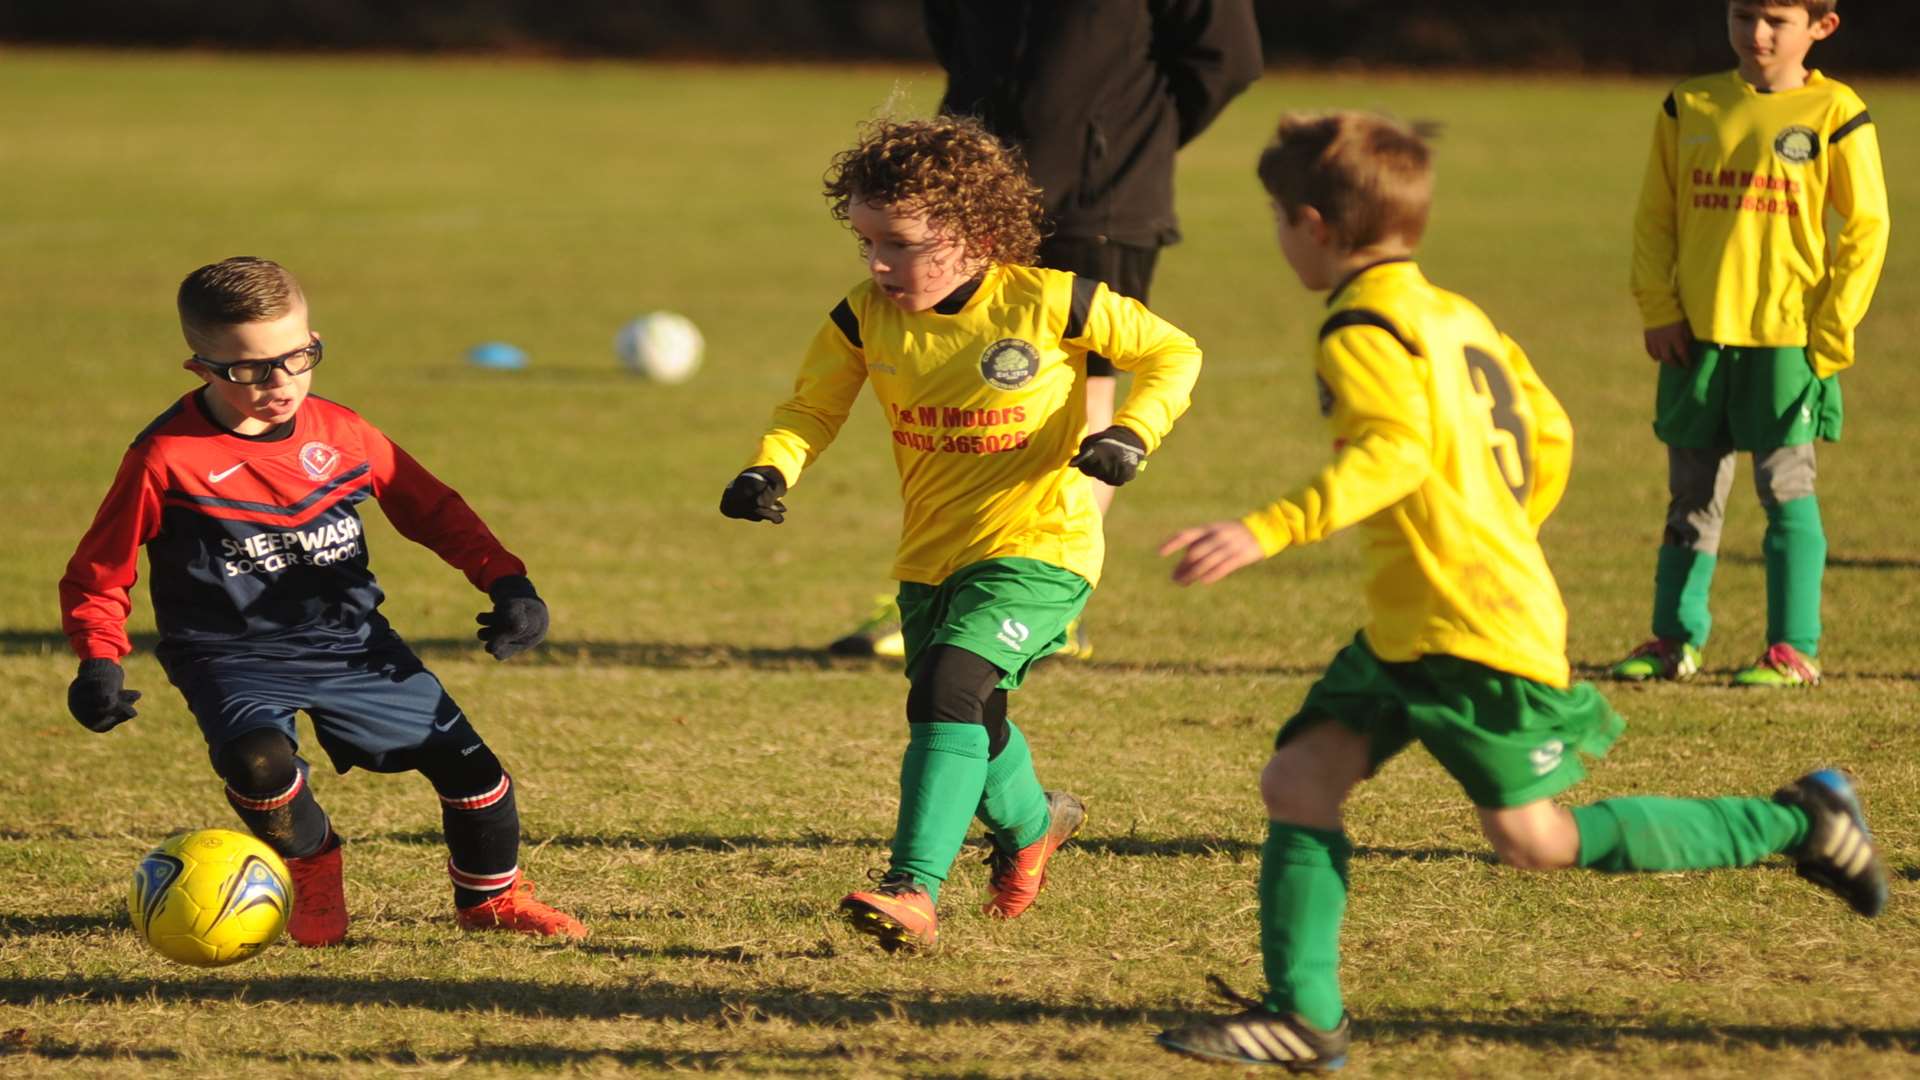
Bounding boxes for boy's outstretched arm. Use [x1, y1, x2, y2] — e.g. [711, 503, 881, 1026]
[365, 427, 546, 660]
[1064, 278, 1202, 469]
[725, 303, 869, 523]
[1162, 322, 1432, 584]
[59, 449, 164, 730]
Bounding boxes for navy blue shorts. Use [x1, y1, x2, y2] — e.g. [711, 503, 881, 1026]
[161, 636, 481, 775]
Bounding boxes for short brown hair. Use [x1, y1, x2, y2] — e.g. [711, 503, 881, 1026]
[1733, 0, 1836, 19]
[823, 116, 1043, 266]
[177, 257, 305, 348]
[1257, 111, 1434, 251]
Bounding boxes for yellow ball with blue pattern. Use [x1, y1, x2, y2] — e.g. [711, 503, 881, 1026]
[129, 829, 291, 967]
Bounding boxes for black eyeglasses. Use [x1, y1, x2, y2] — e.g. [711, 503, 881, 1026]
[191, 335, 324, 385]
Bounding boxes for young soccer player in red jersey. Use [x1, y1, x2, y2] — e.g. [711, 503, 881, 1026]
[61, 257, 586, 945]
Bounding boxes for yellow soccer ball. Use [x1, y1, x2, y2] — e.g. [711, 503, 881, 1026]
[129, 828, 291, 967]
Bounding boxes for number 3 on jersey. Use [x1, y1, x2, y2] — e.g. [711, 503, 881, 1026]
[1463, 346, 1533, 504]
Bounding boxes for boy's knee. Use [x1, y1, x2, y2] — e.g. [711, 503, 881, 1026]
[1259, 736, 1358, 825]
[905, 645, 1004, 728]
[1753, 444, 1816, 508]
[1479, 803, 1579, 871]
[215, 728, 298, 794]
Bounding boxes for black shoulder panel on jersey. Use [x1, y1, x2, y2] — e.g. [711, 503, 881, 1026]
[1064, 274, 1100, 341]
[1318, 309, 1420, 357]
[1830, 110, 1872, 144]
[829, 299, 862, 349]
[129, 400, 186, 448]
[1663, 93, 1677, 118]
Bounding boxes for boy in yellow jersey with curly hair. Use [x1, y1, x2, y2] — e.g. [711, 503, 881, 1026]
[1153, 111, 1885, 1073]
[719, 115, 1201, 952]
[1612, 0, 1887, 687]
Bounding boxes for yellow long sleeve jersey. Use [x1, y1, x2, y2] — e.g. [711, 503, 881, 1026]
[749, 264, 1201, 587]
[1242, 260, 1575, 686]
[1631, 70, 1889, 378]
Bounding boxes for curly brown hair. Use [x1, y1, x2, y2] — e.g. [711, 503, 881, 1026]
[823, 115, 1043, 267]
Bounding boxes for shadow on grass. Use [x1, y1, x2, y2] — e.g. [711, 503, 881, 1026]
[1570, 660, 1920, 682]
[1722, 552, 1920, 572]
[1358, 1008, 1920, 1052]
[6, 1039, 923, 1070]
[8, 980, 1914, 1058]
[0, 973, 1193, 1028]
[0, 913, 123, 937]
[0, 631, 1328, 676]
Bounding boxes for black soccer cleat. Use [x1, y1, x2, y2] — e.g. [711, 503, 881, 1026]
[1773, 768, 1888, 917]
[1156, 976, 1350, 1072]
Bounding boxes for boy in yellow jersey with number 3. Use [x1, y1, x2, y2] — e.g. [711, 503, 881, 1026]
[1612, 0, 1887, 687]
[1152, 112, 1885, 1073]
[720, 116, 1201, 953]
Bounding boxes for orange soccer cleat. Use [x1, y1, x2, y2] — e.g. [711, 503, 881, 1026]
[981, 790, 1086, 920]
[456, 875, 588, 940]
[839, 873, 938, 953]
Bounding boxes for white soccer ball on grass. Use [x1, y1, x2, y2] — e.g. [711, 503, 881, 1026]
[615, 311, 704, 384]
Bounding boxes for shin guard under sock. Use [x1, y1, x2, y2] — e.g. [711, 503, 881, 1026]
[1653, 544, 1717, 646]
[1572, 796, 1807, 871]
[1764, 495, 1825, 655]
[976, 720, 1050, 852]
[1260, 821, 1351, 1031]
[889, 722, 989, 902]
[438, 771, 520, 908]
[225, 757, 332, 860]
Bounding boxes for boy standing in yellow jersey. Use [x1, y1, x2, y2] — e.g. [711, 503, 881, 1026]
[1153, 112, 1885, 1072]
[719, 116, 1201, 952]
[1613, 0, 1887, 687]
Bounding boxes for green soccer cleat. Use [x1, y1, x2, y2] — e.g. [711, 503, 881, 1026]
[827, 594, 904, 658]
[1773, 769, 1887, 917]
[1156, 977, 1350, 1072]
[1732, 643, 1820, 688]
[1608, 638, 1702, 682]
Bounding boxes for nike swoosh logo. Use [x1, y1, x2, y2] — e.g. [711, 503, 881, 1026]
[433, 711, 466, 733]
[208, 463, 245, 483]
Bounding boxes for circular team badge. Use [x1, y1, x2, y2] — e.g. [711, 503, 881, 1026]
[299, 441, 341, 481]
[1773, 125, 1819, 164]
[979, 338, 1040, 390]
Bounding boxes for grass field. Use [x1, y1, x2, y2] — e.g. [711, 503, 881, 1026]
[2, 50, 1917, 1078]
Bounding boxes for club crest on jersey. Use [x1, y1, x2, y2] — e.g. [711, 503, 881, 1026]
[299, 441, 341, 481]
[1773, 125, 1819, 164]
[979, 338, 1041, 390]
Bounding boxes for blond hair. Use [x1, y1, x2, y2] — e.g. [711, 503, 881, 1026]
[1257, 111, 1434, 251]
[823, 115, 1043, 266]
[177, 257, 305, 349]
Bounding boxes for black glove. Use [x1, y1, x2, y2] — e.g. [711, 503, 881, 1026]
[68, 658, 140, 733]
[719, 466, 788, 523]
[476, 575, 548, 661]
[1069, 425, 1149, 486]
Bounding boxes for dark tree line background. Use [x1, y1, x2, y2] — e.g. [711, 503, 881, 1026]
[3, 1, 1913, 73]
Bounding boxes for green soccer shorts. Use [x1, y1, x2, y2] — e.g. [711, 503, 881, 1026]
[1654, 342, 1843, 451]
[897, 557, 1091, 689]
[1277, 633, 1627, 809]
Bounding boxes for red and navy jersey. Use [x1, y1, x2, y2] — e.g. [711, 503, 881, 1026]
[60, 391, 526, 661]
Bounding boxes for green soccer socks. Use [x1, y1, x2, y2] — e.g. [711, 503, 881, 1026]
[1652, 544, 1717, 647]
[1260, 822, 1352, 1032]
[976, 720, 1051, 853]
[1572, 796, 1807, 872]
[889, 722, 990, 902]
[1764, 495, 1825, 656]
